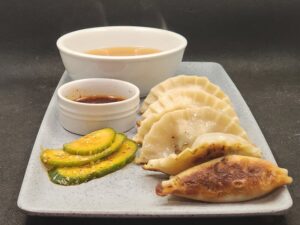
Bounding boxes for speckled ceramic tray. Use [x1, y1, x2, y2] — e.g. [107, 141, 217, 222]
[17, 62, 292, 217]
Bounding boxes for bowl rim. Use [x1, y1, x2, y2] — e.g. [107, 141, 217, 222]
[57, 78, 140, 107]
[57, 26, 187, 61]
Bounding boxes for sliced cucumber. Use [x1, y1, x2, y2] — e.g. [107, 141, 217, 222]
[41, 133, 126, 168]
[63, 128, 116, 155]
[49, 139, 138, 185]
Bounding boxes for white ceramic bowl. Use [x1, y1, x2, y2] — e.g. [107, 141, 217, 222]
[57, 26, 187, 96]
[57, 78, 140, 135]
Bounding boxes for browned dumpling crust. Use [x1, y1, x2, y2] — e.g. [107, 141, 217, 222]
[144, 133, 262, 175]
[156, 155, 292, 202]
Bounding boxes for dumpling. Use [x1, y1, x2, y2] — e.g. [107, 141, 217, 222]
[135, 107, 249, 164]
[142, 89, 237, 120]
[135, 105, 198, 144]
[156, 155, 292, 202]
[140, 75, 231, 113]
[143, 133, 262, 175]
[134, 89, 238, 143]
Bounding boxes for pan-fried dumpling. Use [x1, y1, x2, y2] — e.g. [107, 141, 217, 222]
[142, 89, 237, 120]
[135, 90, 238, 143]
[140, 75, 231, 113]
[135, 107, 249, 164]
[156, 155, 292, 202]
[144, 133, 262, 175]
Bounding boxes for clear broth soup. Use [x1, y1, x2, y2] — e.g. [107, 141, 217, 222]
[86, 47, 161, 56]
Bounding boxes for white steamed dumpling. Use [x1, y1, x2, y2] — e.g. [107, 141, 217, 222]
[135, 107, 249, 164]
[135, 89, 238, 143]
[140, 75, 231, 113]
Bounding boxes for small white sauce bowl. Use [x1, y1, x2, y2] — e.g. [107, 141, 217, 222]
[57, 26, 187, 96]
[57, 78, 140, 135]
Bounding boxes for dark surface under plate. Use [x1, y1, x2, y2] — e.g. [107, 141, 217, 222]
[0, 0, 299, 225]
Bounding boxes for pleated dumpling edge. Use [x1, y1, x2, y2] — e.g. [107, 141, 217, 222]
[140, 75, 231, 113]
[135, 107, 250, 164]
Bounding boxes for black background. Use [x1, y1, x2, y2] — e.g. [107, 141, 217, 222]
[0, 0, 299, 225]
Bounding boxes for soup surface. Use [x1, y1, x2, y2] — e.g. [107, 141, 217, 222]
[86, 47, 161, 56]
[74, 95, 125, 104]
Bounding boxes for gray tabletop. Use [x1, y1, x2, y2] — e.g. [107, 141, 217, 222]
[0, 0, 299, 225]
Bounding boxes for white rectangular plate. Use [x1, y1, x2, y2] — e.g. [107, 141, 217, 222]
[18, 62, 292, 217]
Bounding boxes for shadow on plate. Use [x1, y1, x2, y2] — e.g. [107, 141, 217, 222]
[25, 215, 287, 225]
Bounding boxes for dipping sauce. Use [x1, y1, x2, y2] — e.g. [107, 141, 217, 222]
[75, 95, 125, 104]
[86, 47, 161, 56]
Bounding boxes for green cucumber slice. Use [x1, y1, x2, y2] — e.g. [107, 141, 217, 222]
[49, 139, 138, 185]
[41, 133, 126, 168]
[63, 128, 116, 155]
